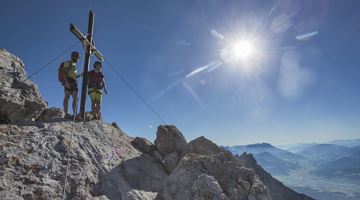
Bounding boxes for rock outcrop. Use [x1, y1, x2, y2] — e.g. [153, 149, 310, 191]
[187, 136, 222, 155]
[162, 152, 271, 200]
[37, 107, 65, 122]
[238, 153, 314, 200]
[0, 49, 47, 123]
[155, 125, 187, 156]
[0, 50, 314, 200]
[0, 121, 138, 200]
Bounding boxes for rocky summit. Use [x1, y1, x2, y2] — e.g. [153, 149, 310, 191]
[0, 49, 47, 123]
[0, 49, 314, 200]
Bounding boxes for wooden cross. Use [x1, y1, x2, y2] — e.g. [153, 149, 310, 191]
[69, 10, 104, 119]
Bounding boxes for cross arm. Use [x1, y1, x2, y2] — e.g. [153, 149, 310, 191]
[70, 23, 104, 61]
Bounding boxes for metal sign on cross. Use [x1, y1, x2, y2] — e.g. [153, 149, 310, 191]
[69, 10, 104, 119]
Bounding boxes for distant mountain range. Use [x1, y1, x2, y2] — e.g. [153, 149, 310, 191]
[226, 142, 304, 163]
[225, 143, 303, 175]
[315, 145, 360, 179]
[226, 139, 360, 200]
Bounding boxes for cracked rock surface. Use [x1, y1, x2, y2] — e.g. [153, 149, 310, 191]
[0, 49, 47, 123]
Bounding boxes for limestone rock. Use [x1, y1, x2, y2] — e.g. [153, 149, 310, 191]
[152, 150, 164, 164]
[37, 107, 64, 122]
[154, 125, 187, 156]
[238, 153, 314, 200]
[93, 154, 165, 200]
[131, 137, 155, 154]
[122, 154, 167, 192]
[163, 152, 179, 173]
[162, 152, 272, 200]
[0, 49, 47, 123]
[111, 122, 121, 130]
[187, 136, 222, 155]
[192, 174, 229, 200]
[0, 121, 140, 200]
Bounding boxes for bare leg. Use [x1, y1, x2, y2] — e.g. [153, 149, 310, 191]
[95, 102, 100, 120]
[97, 101, 102, 120]
[71, 91, 78, 114]
[91, 100, 96, 118]
[63, 91, 70, 115]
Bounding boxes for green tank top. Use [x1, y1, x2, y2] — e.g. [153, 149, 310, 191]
[64, 61, 77, 80]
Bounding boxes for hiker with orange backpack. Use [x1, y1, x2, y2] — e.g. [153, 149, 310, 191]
[58, 51, 80, 118]
[88, 61, 107, 120]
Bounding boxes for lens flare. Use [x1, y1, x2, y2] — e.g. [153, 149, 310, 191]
[221, 37, 261, 65]
[231, 40, 255, 60]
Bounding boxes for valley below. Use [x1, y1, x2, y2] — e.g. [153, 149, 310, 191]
[226, 140, 360, 200]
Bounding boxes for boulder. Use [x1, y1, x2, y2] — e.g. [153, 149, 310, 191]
[152, 150, 164, 164]
[111, 122, 121, 130]
[154, 125, 187, 156]
[192, 174, 229, 200]
[162, 152, 271, 200]
[37, 107, 64, 122]
[131, 137, 155, 154]
[0, 49, 47, 123]
[163, 152, 179, 173]
[122, 154, 167, 192]
[187, 136, 222, 155]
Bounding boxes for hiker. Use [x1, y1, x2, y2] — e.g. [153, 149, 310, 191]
[88, 61, 107, 120]
[58, 51, 80, 118]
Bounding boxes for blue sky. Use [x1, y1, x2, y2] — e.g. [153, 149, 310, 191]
[1, 0, 359, 145]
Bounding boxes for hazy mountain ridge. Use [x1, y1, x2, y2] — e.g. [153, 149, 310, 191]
[225, 143, 304, 163]
[227, 140, 360, 200]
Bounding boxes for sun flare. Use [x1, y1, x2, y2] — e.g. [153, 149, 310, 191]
[220, 37, 261, 65]
[230, 39, 255, 60]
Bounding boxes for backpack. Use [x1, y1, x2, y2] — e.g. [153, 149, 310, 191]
[58, 62, 66, 85]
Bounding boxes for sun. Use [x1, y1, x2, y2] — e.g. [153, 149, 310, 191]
[220, 38, 259, 64]
[231, 40, 255, 60]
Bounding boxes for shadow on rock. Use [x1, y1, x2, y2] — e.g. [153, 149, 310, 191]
[92, 153, 167, 200]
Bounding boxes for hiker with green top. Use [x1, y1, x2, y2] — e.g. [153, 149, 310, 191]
[58, 51, 80, 118]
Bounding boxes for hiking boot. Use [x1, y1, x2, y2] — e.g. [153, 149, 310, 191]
[64, 113, 72, 119]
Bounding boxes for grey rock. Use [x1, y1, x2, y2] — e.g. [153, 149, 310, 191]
[0, 49, 47, 123]
[238, 153, 314, 200]
[37, 107, 64, 122]
[163, 152, 179, 173]
[122, 154, 167, 192]
[92, 158, 160, 200]
[192, 174, 229, 200]
[0, 121, 141, 200]
[154, 125, 187, 156]
[132, 137, 155, 154]
[111, 122, 121, 131]
[152, 150, 164, 164]
[162, 153, 272, 200]
[187, 136, 222, 155]
[85, 112, 96, 121]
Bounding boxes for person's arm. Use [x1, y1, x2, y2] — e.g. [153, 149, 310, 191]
[102, 78, 108, 95]
[76, 72, 83, 79]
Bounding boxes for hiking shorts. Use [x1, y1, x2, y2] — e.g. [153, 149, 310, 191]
[64, 78, 78, 93]
[88, 88, 102, 103]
